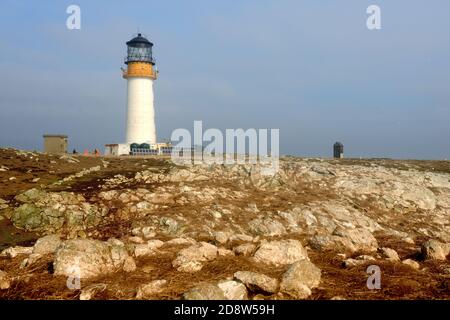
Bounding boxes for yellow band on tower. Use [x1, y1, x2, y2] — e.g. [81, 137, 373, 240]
[123, 62, 157, 79]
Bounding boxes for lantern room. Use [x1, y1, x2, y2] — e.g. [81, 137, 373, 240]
[125, 33, 155, 65]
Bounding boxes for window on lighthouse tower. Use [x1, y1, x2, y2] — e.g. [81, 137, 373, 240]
[127, 46, 152, 63]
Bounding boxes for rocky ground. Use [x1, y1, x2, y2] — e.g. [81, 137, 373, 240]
[0, 147, 449, 300]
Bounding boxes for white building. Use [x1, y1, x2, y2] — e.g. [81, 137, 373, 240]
[105, 33, 159, 156]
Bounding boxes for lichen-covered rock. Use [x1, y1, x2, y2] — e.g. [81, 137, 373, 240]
[79, 283, 107, 300]
[53, 239, 131, 279]
[0, 270, 10, 290]
[18, 235, 63, 266]
[142, 227, 156, 239]
[172, 242, 218, 272]
[233, 243, 256, 256]
[402, 259, 420, 270]
[133, 244, 154, 257]
[123, 256, 137, 272]
[132, 240, 163, 257]
[379, 247, 400, 262]
[218, 280, 248, 300]
[248, 217, 286, 237]
[0, 246, 33, 258]
[218, 248, 234, 256]
[234, 271, 279, 294]
[166, 238, 196, 246]
[214, 231, 230, 244]
[128, 236, 145, 244]
[280, 260, 321, 294]
[183, 283, 226, 300]
[280, 260, 322, 299]
[0, 198, 9, 210]
[33, 235, 61, 255]
[159, 217, 182, 235]
[147, 240, 164, 250]
[253, 239, 308, 266]
[11, 189, 101, 237]
[421, 240, 449, 261]
[343, 255, 376, 268]
[309, 226, 378, 253]
[136, 280, 167, 299]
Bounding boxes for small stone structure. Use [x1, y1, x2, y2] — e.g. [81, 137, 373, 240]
[43, 134, 68, 154]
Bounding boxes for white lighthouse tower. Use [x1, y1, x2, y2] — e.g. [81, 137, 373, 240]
[104, 34, 163, 156]
[122, 33, 158, 144]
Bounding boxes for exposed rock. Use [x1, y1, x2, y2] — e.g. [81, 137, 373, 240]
[210, 211, 222, 219]
[11, 188, 101, 237]
[98, 190, 118, 201]
[0, 270, 10, 290]
[234, 271, 279, 294]
[159, 217, 181, 235]
[343, 255, 376, 268]
[336, 253, 347, 260]
[133, 244, 156, 258]
[79, 283, 106, 300]
[33, 235, 61, 255]
[0, 246, 33, 258]
[2, 150, 450, 300]
[280, 260, 321, 299]
[333, 168, 440, 211]
[311, 164, 333, 175]
[22, 252, 47, 267]
[282, 283, 311, 299]
[218, 280, 248, 300]
[166, 238, 196, 246]
[131, 240, 163, 257]
[402, 259, 420, 270]
[142, 227, 156, 239]
[214, 231, 229, 244]
[330, 296, 346, 300]
[229, 234, 254, 243]
[172, 242, 218, 272]
[246, 203, 259, 212]
[123, 256, 137, 272]
[309, 226, 378, 253]
[183, 283, 226, 300]
[253, 239, 308, 266]
[421, 240, 449, 261]
[0, 198, 8, 210]
[379, 247, 400, 262]
[136, 280, 167, 299]
[147, 240, 164, 250]
[233, 243, 256, 256]
[53, 239, 131, 279]
[128, 236, 145, 244]
[60, 155, 80, 164]
[402, 237, 415, 245]
[248, 217, 287, 237]
[218, 248, 234, 256]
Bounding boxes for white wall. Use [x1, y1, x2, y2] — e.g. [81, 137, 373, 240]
[126, 77, 156, 144]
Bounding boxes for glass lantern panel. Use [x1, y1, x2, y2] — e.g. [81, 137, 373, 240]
[127, 46, 152, 62]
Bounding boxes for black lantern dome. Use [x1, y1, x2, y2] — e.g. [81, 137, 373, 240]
[125, 33, 155, 65]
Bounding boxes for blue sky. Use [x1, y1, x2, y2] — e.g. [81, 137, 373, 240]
[0, 0, 449, 159]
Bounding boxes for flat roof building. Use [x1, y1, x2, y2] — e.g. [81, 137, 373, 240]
[43, 134, 68, 154]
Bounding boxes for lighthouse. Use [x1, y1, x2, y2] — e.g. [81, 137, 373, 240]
[122, 33, 158, 144]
